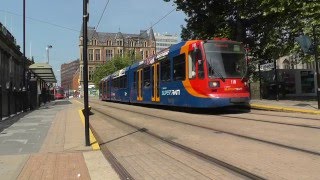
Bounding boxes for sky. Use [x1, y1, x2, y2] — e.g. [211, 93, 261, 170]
[0, 0, 186, 85]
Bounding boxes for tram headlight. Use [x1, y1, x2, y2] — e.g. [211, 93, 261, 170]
[209, 81, 220, 88]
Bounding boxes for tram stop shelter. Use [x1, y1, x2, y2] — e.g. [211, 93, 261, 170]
[29, 63, 57, 83]
[28, 63, 57, 108]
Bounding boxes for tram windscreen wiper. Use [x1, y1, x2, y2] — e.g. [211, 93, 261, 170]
[209, 61, 225, 82]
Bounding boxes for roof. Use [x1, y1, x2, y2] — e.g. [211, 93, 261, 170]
[29, 63, 57, 83]
[84, 26, 154, 43]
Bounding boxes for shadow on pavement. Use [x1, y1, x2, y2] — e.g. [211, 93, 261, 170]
[0, 112, 30, 133]
[54, 100, 72, 105]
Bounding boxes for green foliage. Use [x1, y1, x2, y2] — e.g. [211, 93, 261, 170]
[92, 61, 115, 87]
[92, 54, 135, 87]
[165, 0, 320, 64]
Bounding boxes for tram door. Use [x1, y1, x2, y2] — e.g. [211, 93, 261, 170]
[152, 63, 160, 102]
[137, 69, 143, 101]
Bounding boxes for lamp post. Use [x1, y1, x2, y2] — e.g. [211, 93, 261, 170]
[22, 0, 26, 111]
[46, 45, 52, 64]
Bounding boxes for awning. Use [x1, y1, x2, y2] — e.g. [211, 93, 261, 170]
[29, 63, 57, 83]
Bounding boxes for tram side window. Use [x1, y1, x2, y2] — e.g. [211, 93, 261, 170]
[196, 50, 205, 79]
[188, 52, 196, 79]
[107, 80, 110, 94]
[160, 57, 170, 81]
[103, 82, 107, 94]
[122, 75, 127, 88]
[143, 67, 150, 87]
[173, 54, 186, 81]
[133, 71, 137, 89]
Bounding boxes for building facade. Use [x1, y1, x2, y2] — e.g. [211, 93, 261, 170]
[253, 54, 320, 99]
[60, 59, 79, 92]
[72, 68, 80, 96]
[0, 22, 27, 118]
[154, 32, 178, 53]
[79, 27, 156, 95]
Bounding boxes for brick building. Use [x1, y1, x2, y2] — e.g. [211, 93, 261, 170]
[60, 59, 79, 92]
[79, 27, 156, 95]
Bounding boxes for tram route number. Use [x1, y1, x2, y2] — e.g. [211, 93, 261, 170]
[162, 89, 181, 96]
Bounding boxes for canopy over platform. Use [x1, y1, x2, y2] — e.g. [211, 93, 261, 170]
[29, 63, 57, 83]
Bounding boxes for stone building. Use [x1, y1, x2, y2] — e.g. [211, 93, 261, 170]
[79, 27, 156, 95]
[0, 22, 25, 118]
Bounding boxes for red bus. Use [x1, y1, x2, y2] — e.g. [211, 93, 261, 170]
[54, 86, 65, 99]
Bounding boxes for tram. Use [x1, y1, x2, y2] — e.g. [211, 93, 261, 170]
[100, 38, 250, 108]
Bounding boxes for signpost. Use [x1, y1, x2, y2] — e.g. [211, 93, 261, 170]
[260, 63, 274, 71]
[295, 25, 320, 109]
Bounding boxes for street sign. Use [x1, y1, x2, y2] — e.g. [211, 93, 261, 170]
[295, 35, 313, 54]
[260, 63, 274, 71]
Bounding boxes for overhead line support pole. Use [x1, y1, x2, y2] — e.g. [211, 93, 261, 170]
[83, 0, 90, 146]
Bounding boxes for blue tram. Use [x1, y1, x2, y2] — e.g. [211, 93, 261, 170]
[99, 38, 250, 108]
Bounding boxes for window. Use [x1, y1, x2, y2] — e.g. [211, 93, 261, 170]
[188, 51, 196, 79]
[80, 66, 83, 81]
[112, 76, 127, 89]
[133, 71, 137, 89]
[144, 41, 147, 47]
[88, 49, 93, 61]
[106, 49, 113, 61]
[143, 67, 150, 87]
[118, 49, 123, 57]
[107, 40, 112, 46]
[145, 51, 149, 58]
[283, 59, 290, 69]
[160, 57, 170, 81]
[89, 67, 94, 81]
[173, 54, 186, 81]
[106, 80, 110, 94]
[117, 40, 123, 46]
[95, 49, 100, 61]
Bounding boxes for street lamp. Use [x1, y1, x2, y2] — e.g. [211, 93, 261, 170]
[46, 45, 53, 64]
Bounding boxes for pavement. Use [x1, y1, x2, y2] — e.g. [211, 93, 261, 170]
[250, 98, 320, 115]
[0, 99, 119, 180]
[0, 97, 319, 180]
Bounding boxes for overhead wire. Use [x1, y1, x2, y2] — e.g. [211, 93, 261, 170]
[95, 0, 110, 31]
[0, 9, 80, 33]
[146, 7, 177, 32]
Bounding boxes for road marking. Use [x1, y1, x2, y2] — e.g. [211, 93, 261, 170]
[3, 139, 28, 144]
[78, 110, 100, 150]
[251, 104, 320, 115]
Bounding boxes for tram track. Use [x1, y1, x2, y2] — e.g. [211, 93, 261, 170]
[90, 101, 320, 156]
[92, 105, 265, 180]
[246, 111, 320, 121]
[219, 114, 320, 129]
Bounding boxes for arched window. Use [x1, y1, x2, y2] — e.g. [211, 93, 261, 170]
[283, 59, 290, 69]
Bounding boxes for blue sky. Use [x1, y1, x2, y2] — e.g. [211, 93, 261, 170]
[0, 0, 186, 85]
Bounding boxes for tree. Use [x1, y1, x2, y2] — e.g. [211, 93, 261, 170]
[92, 54, 135, 87]
[92, 60, 115, 87]
[165, 0, 319, 63]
